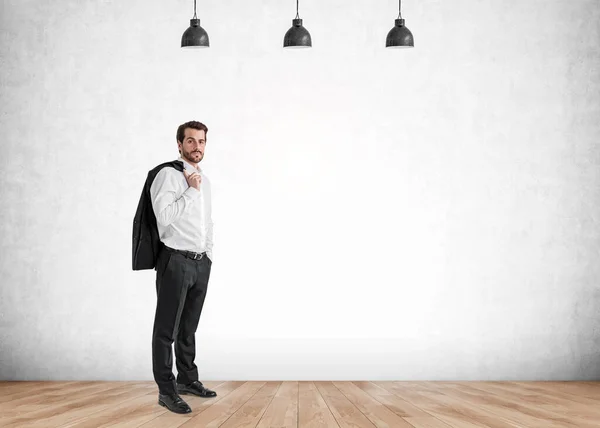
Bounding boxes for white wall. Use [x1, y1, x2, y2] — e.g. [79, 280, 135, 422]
[1, 0, 599, 381]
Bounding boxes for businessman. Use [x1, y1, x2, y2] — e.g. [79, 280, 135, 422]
[150, 121, 216, 414]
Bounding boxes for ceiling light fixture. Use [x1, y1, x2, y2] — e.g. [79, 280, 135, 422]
[386, 0, 414, 48]
[181, 0, 209, 49]
[284, 0, 312, 48]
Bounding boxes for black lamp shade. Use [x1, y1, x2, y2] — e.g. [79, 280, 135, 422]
[284, 19, 312, 48]
[386, 18, 414, 48]
[182, 19, 209, 48]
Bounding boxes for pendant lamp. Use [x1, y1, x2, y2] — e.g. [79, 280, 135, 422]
[284, 0, 312, 48]
[386, 0, 414, 48]
[181, 0, 209, 48]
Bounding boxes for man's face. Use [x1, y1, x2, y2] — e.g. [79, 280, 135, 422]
[178, 128, 206, 164]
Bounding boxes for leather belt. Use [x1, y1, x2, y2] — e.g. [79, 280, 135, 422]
[164, 245, 207, 260]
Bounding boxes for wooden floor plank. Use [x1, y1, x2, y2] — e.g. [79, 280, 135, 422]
[477, 382, 600, 421]
[426, 383, 527, 428]
[0, 382, 152, 427]
[0, 381, 111, 407]
[411, 390, 518, 428]
[139, 381, 245, 428]
[2, 381, 599, 428]
[333, 381, 414, 427]
[402, 417, 453, 428]
[315, 381, 376, 428]
[255, 381, 298, 428]
[372, 382, 497, 428]
[450, 382, 588, 428]
[58, 392, 160, 428]
[179, 381, 266, 427]
[373, 382, 441, 409]
[298, 381, 341, 428]
[0, 382, 67, 398]
[353, 381, 431, 418]
[42, 383, 155, 428]
[218, 381, 281, 428]
[511, 381, 600, 405]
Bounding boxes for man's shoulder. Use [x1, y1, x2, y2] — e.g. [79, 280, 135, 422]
[149, 160, 184, 181]
[150, 160, 184, 175]
[147, 161, 186, 193]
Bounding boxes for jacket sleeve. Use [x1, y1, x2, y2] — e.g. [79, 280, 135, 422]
[150, 168, 200, 227]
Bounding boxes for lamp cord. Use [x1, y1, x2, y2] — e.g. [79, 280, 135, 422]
[193, 0, 197, 19]
[296, 0, 300, 19]
[397, 0, 402, 19]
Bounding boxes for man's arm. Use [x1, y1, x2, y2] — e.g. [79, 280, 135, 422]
[150, 168, 200, 227]
[205, 177, 214, 260]
[206, 216, 214, 261]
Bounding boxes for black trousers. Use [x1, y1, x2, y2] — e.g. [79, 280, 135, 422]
[152, 246, 212, 395]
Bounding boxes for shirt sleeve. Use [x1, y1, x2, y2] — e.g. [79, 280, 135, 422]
[204, 176, 214, 260]
[150, 168, 201, 227]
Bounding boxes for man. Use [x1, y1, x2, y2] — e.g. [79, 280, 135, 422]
[150, 121, 217, 414]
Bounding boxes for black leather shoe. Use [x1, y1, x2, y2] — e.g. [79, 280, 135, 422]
[177, 381, 217, 397]
[158, 393, 192, 414]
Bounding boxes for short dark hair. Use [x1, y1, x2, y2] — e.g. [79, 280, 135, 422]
[176, 121, 208, 144]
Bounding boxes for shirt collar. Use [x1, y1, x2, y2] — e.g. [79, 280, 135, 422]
[178, 156, 202, 174]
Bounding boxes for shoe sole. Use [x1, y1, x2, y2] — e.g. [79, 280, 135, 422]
[158, 399, 191, 414]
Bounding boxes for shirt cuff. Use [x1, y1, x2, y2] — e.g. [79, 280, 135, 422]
[183, 186, 201, 200]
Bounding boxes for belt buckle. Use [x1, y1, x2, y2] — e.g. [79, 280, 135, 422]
[194, 252, 202, 260]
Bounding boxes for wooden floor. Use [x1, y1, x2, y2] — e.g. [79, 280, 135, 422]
[1, 381, 599, 427]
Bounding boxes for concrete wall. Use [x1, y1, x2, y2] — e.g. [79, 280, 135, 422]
[1, 0, 599, 381]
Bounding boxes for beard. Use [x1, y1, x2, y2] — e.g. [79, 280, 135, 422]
[183, 149, 203, 163]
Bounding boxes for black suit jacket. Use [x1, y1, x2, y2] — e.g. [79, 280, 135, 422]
[132, 160, 184, 270]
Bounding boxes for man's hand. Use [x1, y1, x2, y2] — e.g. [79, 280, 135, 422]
[183, 169, 202, 190]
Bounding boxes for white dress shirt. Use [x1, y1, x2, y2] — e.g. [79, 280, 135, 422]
[149, 157, 213, 261]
